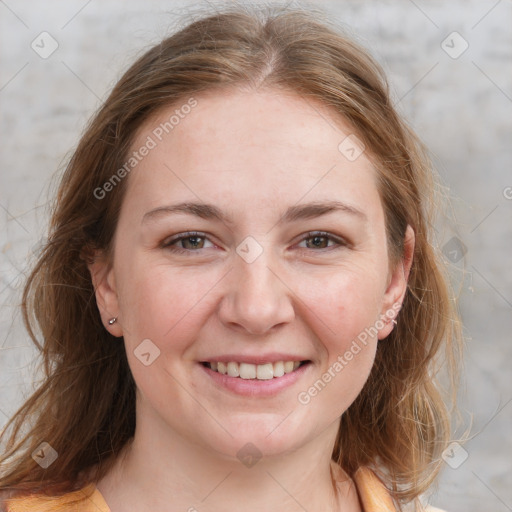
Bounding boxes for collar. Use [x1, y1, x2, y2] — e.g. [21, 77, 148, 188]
[353, 466, 398, 511]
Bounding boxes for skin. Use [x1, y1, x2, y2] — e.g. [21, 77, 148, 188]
[89, 87, 414, 512]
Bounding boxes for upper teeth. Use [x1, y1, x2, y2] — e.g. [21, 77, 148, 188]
[209, 361, 301, 380]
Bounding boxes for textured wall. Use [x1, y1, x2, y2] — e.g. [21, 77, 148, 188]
[1, 1, 511, 510]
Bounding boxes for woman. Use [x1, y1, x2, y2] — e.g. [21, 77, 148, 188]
[0, 4, 463, 511]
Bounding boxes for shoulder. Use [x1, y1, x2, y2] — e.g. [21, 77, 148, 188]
[1, 484, 109, 512]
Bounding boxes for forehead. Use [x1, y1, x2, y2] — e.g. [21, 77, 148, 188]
[138, 87, 363, 164]
[124, 87, 382, 222]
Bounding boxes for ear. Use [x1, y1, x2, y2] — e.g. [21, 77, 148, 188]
[87, 252, 123, 337]
[377, 225, 415, 340]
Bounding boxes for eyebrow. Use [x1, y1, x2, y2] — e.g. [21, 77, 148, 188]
[142, 200, 367, 226]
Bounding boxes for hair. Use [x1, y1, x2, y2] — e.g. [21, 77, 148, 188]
[0, 3, 464, 510]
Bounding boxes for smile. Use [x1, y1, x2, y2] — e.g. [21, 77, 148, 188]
[202, 360, 308, 380]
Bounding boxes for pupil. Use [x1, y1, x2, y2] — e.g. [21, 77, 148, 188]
[185, 236, 202, 249]
[309, 236, 326, 249]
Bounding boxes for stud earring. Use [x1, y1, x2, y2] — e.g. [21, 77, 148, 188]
[108, 317, 117, 325]
[391, 319, 397, 325]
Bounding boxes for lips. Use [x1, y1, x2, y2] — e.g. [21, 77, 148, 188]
[200, 358, 311, 397]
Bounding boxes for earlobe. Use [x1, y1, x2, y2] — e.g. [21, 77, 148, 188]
[377, 225, 415, 340]
[87, 253, 123, 337]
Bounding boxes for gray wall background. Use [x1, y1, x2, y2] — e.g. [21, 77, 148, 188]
[0, 1, 511, 510]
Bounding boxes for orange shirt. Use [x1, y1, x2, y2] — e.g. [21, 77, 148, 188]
[3, 483, 109, 512]
[3, 466, 443, 511]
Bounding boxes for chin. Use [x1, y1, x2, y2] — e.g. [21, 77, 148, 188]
[201, 412, 314, 461]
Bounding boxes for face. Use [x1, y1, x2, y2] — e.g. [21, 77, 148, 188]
[90, 87, 412, 461]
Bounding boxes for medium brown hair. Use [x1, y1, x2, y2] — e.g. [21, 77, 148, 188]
[0, 4, 463, 509]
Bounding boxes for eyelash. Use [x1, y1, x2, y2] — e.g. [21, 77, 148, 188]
[161, 231, 347, 255]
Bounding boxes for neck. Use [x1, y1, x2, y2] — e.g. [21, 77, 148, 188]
[96, 402, 359, 512]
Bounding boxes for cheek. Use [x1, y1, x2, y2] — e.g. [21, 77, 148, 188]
[115, 263, 215, 404]
[115, 259, 220, 351]
[293, 268, 382, 416]
[297, 266, 383, 347]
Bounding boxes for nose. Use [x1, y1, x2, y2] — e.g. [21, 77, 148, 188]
[218, 248, 295, 335]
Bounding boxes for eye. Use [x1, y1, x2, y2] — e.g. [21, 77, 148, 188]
[161, 232, 215, 253]
[296, 231, 347, 251]
[161, 230, 347, 255]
